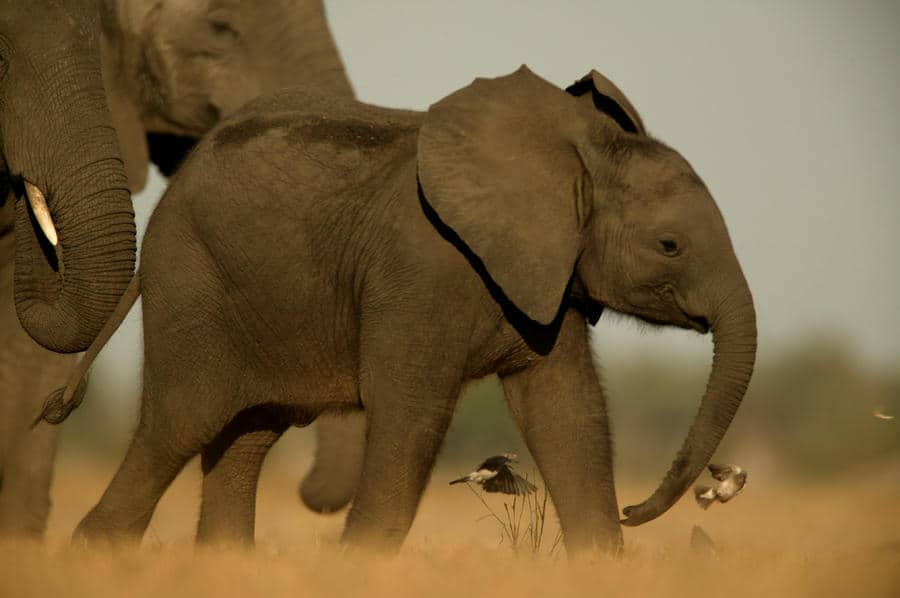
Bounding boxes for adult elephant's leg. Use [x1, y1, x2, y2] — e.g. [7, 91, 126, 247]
[0, 414, 61, 537]
[299, 411, 366, 514]
[499, 311, 622, 556]
[341, 312, 465, 551]
[197, 412, 287, 545]
[0, 261, 73, 537]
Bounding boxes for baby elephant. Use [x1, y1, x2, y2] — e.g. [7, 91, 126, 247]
[48, 66, 756, 554]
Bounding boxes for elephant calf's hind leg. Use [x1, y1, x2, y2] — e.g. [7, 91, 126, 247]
[300, 411, 366, 514]
[197, 416, 286, 546]
[74, 416, 200, 543]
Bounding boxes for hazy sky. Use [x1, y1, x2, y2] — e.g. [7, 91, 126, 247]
[102, 0, 898, 401]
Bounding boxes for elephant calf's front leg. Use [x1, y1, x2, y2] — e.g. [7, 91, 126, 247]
[341, 318, 465, 551]
[500, 311, 622, 555]
[342, 395, 458, 550]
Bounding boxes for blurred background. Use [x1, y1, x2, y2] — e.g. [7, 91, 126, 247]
[60, 1, 898, 491]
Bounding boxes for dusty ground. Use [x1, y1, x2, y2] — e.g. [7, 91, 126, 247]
[2, 452, 898, 598]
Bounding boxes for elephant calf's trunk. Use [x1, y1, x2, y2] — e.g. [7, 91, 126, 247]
[621, 285, 756, 526]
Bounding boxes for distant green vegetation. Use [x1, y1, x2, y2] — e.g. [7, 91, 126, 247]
[62, 337, 899, 480]
[441, 337, 900, 479]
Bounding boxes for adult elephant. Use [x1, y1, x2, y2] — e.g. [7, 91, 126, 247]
[0, 0, 137, 536]
[51, 66, 757, 554]
[0, 0, 352, 537]
[100, 0, 354, 186]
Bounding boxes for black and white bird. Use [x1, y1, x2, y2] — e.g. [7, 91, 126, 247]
[693, 463, 747, 509]
[449, 453, 537, 495]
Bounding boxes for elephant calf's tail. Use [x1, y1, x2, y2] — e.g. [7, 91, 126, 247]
[32, 274, 141, 427]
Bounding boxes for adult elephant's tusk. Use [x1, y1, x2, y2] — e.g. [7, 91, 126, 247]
[24, 180, 59, 246]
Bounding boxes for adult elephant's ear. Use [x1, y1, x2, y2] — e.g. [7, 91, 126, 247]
[566, 70, 645, 135]
[418, 66, 592, 326]
[103, 71, 149, 192]
[99, 0, 149, 192]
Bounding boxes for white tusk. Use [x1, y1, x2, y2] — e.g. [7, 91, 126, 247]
[23, 180, 58, 246]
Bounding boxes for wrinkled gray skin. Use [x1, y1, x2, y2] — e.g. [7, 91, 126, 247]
[100, 0, 354, 185]
[0, 0, 136, 537]
[0, 233, 70, 536]
[102, 0, 359, 517]
[60, 66, 756, 554]
[299, 411, 366, 514]
[0, 0, 350, 538]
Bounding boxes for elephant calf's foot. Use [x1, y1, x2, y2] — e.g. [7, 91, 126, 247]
[195, 519, 256, 547]
[72, 507, 150, 547]
[298, 476, 354, 514]
[340, 513, 412, 555]
[563, 526, 624, 561]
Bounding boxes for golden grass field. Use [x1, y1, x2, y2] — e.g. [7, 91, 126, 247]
[2, 445, 898, 598]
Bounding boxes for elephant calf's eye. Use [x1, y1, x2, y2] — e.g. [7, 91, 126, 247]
[659, 239, 680, 256]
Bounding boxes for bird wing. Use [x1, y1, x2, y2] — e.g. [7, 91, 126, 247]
[694, 485, 716, 509]
[708, 463, 739, 481]
[483, 466, 537, 495]
[873, 409, 895, 420]
[482, 467, 518, 494]
[512, 474, 537, 495]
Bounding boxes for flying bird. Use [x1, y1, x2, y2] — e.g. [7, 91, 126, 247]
[449, 453, 537, 495]
[694, 463, 747, 509]
[872, 407, 895, 420]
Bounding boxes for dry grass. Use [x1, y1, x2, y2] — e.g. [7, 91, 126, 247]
[460, 474, 562, 555]
[3, 454, 898, 598]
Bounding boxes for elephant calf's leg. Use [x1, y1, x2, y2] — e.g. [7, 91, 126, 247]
[74, 414, 200, 543]
[500, 313, 622, 556]
[75, 366, 231, 543]
[341, 399, 456, 551]
[299, 411, 366, 514]
[341, 318, 464, 551]
[197, 417, 286, 546]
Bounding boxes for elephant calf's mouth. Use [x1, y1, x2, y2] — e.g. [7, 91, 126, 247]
[687, 315, 710, 334]
[629, 309, 709, 334]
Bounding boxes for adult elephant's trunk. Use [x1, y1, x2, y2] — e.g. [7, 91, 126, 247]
[13, 157, 135, 354]
[621, 278, 757, 526]
[7, 6, 136, 353]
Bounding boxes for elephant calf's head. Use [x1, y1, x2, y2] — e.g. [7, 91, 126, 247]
[417, 66, 757, 526]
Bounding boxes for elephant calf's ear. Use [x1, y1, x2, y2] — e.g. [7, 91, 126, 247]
[566, 70, 645, 135]
[418, 66, 591, 326]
